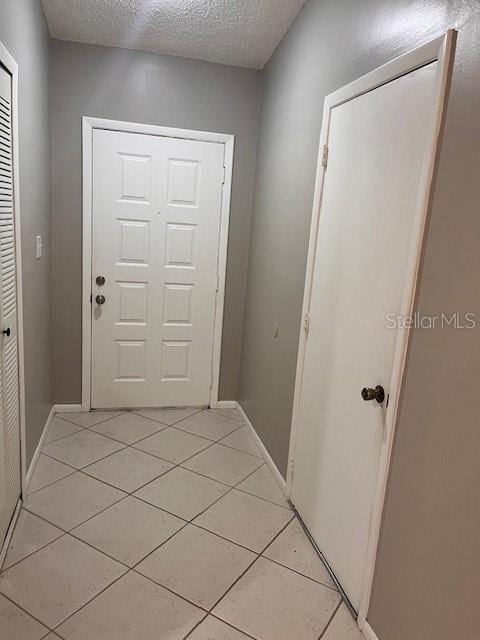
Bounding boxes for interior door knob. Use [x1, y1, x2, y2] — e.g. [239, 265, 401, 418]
[95, 295, 106, 305]
[361, 385, 385, 404]
[2, 327, 10, 337]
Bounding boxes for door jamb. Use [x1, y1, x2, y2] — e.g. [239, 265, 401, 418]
[285, 31, 455, 629]
[82, 117, 234, 411]
[0, 42, 27, 498]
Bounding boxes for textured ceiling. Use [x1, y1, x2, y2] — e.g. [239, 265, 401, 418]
[41, 0, 306, 69]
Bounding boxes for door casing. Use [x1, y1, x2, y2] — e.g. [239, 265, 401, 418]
[0, 40, 27, 565]
[286, 32, 455, 629]
[82, 117, 234, 411]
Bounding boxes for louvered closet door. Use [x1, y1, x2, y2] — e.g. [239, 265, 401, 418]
[0, 65, 21, 545]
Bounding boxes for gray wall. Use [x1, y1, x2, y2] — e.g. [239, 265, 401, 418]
[50, 39, 262, 403]
[238, 0, 480, 638]
[0, 0, 52, 464]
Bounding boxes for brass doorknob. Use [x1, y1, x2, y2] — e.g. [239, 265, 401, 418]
[361, 385, 385, 404]
[95, 294, 106, 305]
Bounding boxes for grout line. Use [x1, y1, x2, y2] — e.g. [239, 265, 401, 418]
[0, 515, 65, 573]
[184, 613, 260, 640]
[25, 462, 77, 497]
[206, 515, 296, 618]
[0, 589, 58, 635]
[172, 421, 243, 441]
[130, 407, 204, 426]
[209, 613, 262, 640]
[41, 441, 129, 472]
[318, 601, 343, 639]
[260, 554, 339, 592]
[87, 422, 168, 445]
[56, 411, 124, 430]
[50, 567, 130, 636]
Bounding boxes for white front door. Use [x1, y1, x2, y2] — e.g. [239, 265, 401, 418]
[291, 63, 438, 609]
[91, 129, 225, 409]
[0, 64, 21, 544]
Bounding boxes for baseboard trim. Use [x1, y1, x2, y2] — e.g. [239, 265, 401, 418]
[53, 403, 83, 413]
[211, 400, 237, 409]
[362, 621, 379, 640]
[235, 402, 287, 493]
[25, 404, 56, 491]
[0, 498, 21, 570]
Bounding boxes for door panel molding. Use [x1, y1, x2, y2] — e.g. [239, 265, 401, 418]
[286, 31, 455, 630]
[82, 117, 234, 411]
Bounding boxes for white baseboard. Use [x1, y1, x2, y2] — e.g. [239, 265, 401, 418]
[362, 621, 379, 640]
[0, 499, 21, 570]
[53, 403, 83, 413]
[25, 404, 56, 490]
[210, 400, 237, 409]
[235, 402, 287, 493]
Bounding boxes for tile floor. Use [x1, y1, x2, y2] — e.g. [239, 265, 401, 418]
[0, 408, 365, 640]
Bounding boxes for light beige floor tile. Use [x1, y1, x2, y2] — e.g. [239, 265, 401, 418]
[43, 417, 82, 446]
[182, 444, 263, 486]
[83, 447, 173, 492]
[28, 454, 75, 494]
[58, 411, 122, 428]
[0, 535, 126, 628]
[3, 510, 63, 570]
[43, 430, 125, 469]
[213, 557, 340, 640]
[236, 465, 289, 508]
[0, 592, 49, 639]
[24, 472, 125, 530]
[134, 427, 212, 464]
[188, 616, 251, 640]
[57, 571, 204, 640]
[194, 490, 292, 552]
[263, 519, 335, 587]
[206, 408, 245, 426]
[43, 635, 62, 639]
[133, 407, 201, 425]
[322, 603, 364, 640]
[219, 426, 261, 457]
[72, 496, 185, 567]
[91, 412, 166, 444]
[175, 411, 240, 441]
[134, 467, 229, 520]
[136, 525, 255, 609]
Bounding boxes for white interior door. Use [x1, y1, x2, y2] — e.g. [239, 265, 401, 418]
[0, 64, 21, 545]
[291, 63, 438, 610]
[91, 129, 225, 409]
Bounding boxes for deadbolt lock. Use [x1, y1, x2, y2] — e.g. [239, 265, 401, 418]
[95, 294, 106, 305]
[361, 385, 385, 404]
[96, 275, 106, 286]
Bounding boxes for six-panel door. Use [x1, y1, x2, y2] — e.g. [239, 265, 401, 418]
[91, 130, 224, 408]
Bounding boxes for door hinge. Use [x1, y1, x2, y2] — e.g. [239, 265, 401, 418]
[221, 166, 226, 184]
[321, 144, 329, 168]
[216, 275, 220, 292]
[90, 293, 92, 304]
[303, 313, 310, 334]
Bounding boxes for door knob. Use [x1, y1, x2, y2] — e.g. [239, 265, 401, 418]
[361, 385, 385, 404]
[95, 295, 106, 305]
[96, 275, 106, 286]
[2, 327, 10, 337]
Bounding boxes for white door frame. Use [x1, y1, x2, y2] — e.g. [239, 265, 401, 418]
[0, 42, 27, 498]
[82, 117, 234, 411]
[286, 31, 455, 629]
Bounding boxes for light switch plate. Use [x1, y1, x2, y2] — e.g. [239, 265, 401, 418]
[35, 235, 43, 259]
